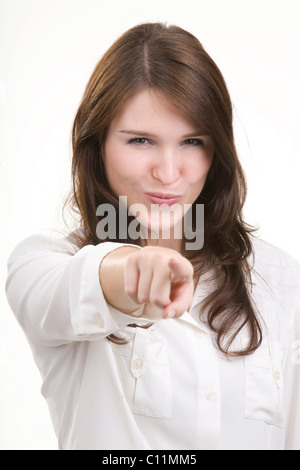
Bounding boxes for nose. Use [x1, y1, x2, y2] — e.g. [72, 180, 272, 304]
[152, 149, 181, 185]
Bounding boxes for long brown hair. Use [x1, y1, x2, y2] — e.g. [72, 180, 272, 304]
[68, 22, 262, 357]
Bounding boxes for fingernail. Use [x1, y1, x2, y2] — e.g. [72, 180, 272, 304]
[166, 310, 176, 319]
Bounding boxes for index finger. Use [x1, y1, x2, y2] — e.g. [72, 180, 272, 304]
[168, 258, 193, 283]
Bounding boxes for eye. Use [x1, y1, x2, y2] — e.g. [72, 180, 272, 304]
[183, 138, 204, 146]
[128, 137, 149, 145]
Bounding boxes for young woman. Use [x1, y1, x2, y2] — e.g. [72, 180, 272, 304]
[6, 23, 300, 450]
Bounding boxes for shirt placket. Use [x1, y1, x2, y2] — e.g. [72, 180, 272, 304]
[130, 327, 149, 380]
[180, 314, 221, 449]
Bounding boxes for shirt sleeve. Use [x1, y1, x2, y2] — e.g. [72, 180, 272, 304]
[5, 234, 145, 347]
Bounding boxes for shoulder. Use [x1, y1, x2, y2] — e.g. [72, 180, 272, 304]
[249, 235, 300, 306]
[7, 231, 80, 262]
[250, 236, 300, 273]
[251, 236, 299, 266]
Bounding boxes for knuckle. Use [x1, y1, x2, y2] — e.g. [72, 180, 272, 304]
[140, 253, 159, 269]
[139, 250, 164, 266]
[126, 251, 138, 264]
[150, 293, 168, 307]
[138, 294, 148, 304]
[149, 293, 160, 305]
[125, 285, 136, 297]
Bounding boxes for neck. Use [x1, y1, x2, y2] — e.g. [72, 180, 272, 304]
[140, 224, 183, 253]
[143, 236, 183, 252]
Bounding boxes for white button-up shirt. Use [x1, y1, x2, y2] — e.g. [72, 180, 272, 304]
[5, 234, 300, 450]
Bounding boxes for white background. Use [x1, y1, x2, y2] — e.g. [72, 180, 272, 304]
[0, 0, 299, 450]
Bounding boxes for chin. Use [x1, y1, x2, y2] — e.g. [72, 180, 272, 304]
[142, 214, 184, 238]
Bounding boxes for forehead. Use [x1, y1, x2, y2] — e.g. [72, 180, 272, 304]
[109, 88, 202, 134]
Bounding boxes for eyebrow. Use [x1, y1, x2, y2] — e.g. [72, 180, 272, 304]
[118, 130, 209, 138]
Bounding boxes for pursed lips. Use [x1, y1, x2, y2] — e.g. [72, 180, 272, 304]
[145, 192, 182, 206]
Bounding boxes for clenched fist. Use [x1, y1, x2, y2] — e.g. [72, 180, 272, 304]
[99, 245, 194, 320]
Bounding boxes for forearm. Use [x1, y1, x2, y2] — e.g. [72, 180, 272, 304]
[6, 236, 126, 345]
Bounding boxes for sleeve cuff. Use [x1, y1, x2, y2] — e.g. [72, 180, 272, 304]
[70, 241, 142, 338]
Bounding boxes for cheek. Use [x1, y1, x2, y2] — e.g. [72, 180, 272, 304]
[185, 155, 213, 185]
[104, 145, 147, 191]
[104, 142, 124, 179]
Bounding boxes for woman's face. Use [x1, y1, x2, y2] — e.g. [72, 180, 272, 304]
[104, 89, 214, 238]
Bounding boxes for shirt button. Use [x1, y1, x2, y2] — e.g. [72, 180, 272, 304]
[96, 316, 105, 328]
[274, 370, 281, 381]
[133, 358, 144, 369]
[194, 329, 205, 338]
[205, 390, 216, 401]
